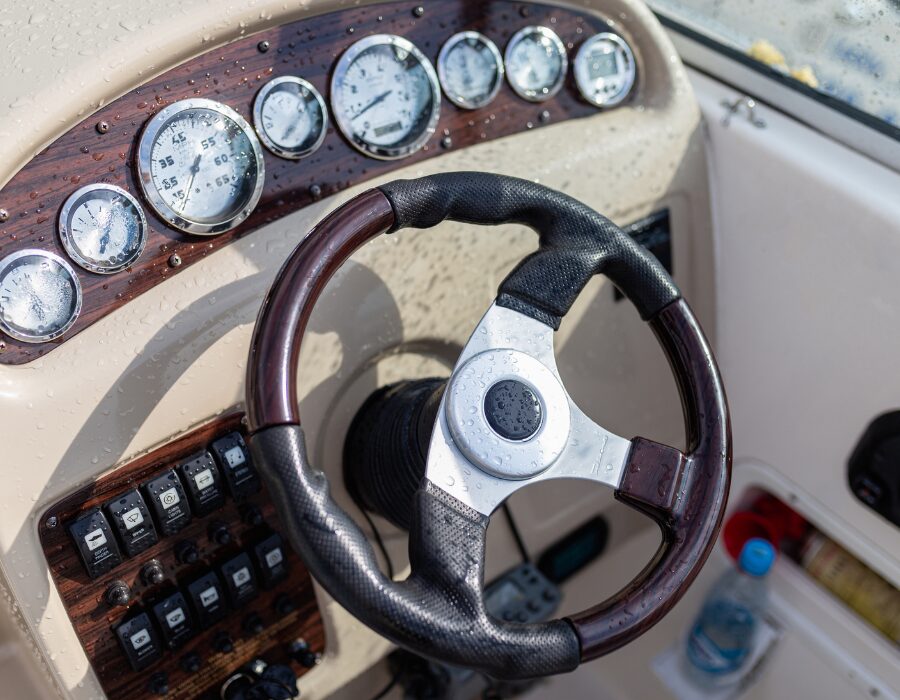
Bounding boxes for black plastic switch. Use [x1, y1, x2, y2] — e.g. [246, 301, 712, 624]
[68, 509, 123, 579]
[251, 533, 289, 588]
[142, 470, 192, 536]
[104, 489, 159, 557]
[219, 552, 259, 607]
[115, 612, 162, 671]
[211, 432, 260, 500]
[186, 571, 228, 628]
[151, 591, 195, 649]
[178, 451, 225, 516]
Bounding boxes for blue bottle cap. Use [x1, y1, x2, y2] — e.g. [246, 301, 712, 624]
[739, 537, 776, 577]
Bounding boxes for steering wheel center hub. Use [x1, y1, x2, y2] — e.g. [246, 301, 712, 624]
[444, 349, 570, 480]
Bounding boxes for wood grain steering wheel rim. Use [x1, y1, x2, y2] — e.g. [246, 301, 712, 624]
[246, 174, 731, 677]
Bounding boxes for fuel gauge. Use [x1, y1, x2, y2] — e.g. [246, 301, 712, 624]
[59, 184, 148, 274]
[253, 76, 328, 159]
[0, 250, 82, 343]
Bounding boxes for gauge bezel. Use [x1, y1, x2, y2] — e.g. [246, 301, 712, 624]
[330, 34, 442, 161]
[437, 31, 505, 110]
[504, 26, 569, 103]
[136, 98, 266, 236]
[253, 76, 329, 160]
[0, 249, 82, 343]
[58, 183, 148, 274]
[573, 32, 636, 108]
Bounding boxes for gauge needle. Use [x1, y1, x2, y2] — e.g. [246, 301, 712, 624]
[351, 90, 393, 120]
[181, 154, 203, 210]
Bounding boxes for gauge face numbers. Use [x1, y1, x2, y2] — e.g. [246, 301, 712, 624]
[331, 34, 441, 160]
[137, 99, 265, 236]
[253, 77, 328, 159]
[438, 32, 505, 110]
[0, 250, 82, 343]
[505, 26, 568, 102]
[58, 184, 147, 274]
[574, 33, 636, 107]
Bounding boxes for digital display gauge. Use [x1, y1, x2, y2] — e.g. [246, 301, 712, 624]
[0, 250, 82, 343]
[331, 34, 441, 160]
[573, 33, 636, 107]
[437, 31, 505, 110]
[58, 184, 148, 274]
[504, 26, 568, 102]
[137, 98, 265, 236]
[253, 76, 328, 159]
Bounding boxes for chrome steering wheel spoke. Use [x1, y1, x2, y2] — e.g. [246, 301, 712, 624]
[425, 303, 631, 516]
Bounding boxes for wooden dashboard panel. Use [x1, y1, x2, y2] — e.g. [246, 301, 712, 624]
[38, 412, 325, 699]
[0, 0, 617, 365]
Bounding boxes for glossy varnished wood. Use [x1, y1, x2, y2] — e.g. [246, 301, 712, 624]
[39, 412, 325, 699]
[569, 299, 731, 660]
[0, 0, 616, 365]
[247, 189, 394, 431]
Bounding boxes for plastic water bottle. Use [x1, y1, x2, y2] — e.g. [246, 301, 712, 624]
[683, 538, 776, 688]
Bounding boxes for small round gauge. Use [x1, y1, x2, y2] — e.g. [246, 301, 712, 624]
[504, 26, 568, 102]
[437, 31, 505, 110]
[0, 250, 82, 343]
[58, 184, 148, 274]
[331, 34, 441, 160]
[253, 77, 328, 159]
[574, 33, 636, 107]
[137, 98, 265, 236]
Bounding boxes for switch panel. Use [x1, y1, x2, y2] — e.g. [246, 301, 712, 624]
[105, 490, 159, 557]
[40, 411, 324, 700]
[210, 431, 260, 500]
[178, 451, 226, 517]
[68, 509, 123, 579]
[142, 470, 192, 536]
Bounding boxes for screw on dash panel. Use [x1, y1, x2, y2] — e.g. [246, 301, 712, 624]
[0, 209, 8, 223]
[413, 6, 425, 17]
[257, 40, 270, 53]
[45, 515, 58, 528]
[96, 121, 110, 134]
[168, 253, 182, 268]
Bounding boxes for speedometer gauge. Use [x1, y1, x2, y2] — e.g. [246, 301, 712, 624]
[253, 76, 328, 159]
[0, 250, 81, 343]
[59, 184, 147, 274]
[504, 26, 568, 102]
[331, 34, 441, 160]
[137, 98, 265, 236]
[438, 31, 504, 109]
[574, 33, 636, 107]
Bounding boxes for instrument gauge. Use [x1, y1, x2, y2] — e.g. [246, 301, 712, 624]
[0, 250, 82, 343]
[331, 34, 441, 160]
[437, 31, 505, 110]
[137, 98, 265, 236]
[574, 33, 636, 108]
[253, 76, 328, 159]
[58, 184, 148, 274]
[504, 26, 568, 102]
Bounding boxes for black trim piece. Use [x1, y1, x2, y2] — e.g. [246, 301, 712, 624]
[654, 11, 900, 143]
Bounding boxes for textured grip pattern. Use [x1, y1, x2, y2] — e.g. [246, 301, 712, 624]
[250, 424, 581, 679]
[379, 173, 680, 327]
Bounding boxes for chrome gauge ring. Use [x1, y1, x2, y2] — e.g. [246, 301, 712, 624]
[331, 34, 441, 160]
[573, 32, 637, 108]
[253, 76, 329, 159]
[437, 31, 505, 110]
[136, 98, 265, 236]
[504, 26, 568, 102]
[58, 184, 148, 274]
[0, 249, 82, 343]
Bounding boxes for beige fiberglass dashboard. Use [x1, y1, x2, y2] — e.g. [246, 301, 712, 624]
[0, 0, 712, 697]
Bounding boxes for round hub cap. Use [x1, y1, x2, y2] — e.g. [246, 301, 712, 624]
[484, 379, 543, 440]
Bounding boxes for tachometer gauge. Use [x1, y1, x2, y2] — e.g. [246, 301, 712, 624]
[137, 98, 265, 236]
[437, 31, 505, 109]
[58, 184, 147, 274]
[504, 26, 568, 102]
[0, 250, 81, 343]
[253, 76, 328, 159]
[574, 33, 636, 107]
[331, 34, 441, 160]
